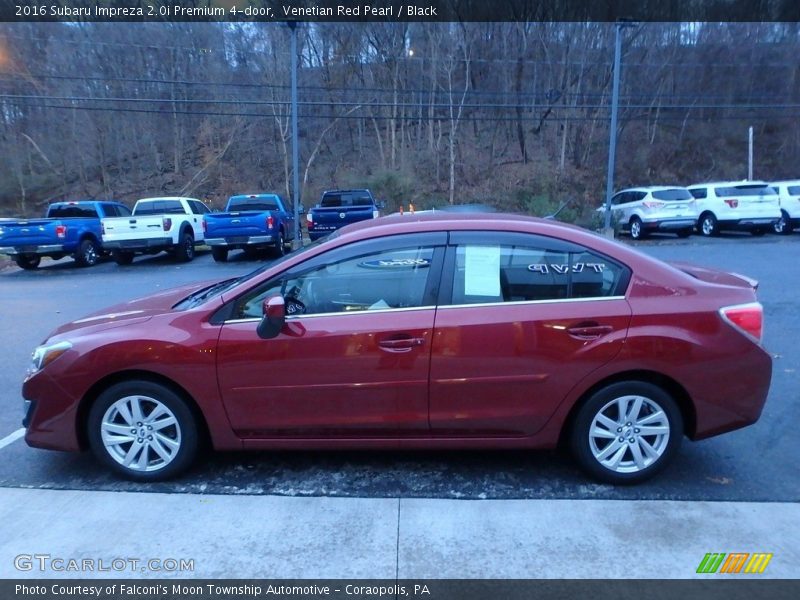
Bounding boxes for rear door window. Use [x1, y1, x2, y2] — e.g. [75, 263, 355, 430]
[788, 186, 800, 195]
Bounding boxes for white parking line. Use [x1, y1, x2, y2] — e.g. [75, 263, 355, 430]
[0, 428, 25, 450]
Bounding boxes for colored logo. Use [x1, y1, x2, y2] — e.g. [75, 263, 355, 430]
[696, 552, 772, 574]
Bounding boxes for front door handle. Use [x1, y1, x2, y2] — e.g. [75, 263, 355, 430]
[566, 322, 613, 340]
[378, 336, 425, 352]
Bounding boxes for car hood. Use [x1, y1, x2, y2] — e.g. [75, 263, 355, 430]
[48, 279, 219, 338]
[668, 261, 758, 290]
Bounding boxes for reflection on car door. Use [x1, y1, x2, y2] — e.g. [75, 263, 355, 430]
[216, 235, 445, 438]
[429, 232, 632, 437]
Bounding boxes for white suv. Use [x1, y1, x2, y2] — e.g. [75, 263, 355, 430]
[770, 180, 800, 235]
[603, 186, 698, 240]
[687, 181, 780, 237]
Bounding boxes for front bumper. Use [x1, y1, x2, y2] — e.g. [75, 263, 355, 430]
[205, 235, 277, 248]
[0, 244, 66, 255]
[102, 237, 173, 252]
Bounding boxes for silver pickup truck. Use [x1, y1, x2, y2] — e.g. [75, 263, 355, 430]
[101, 197, 210, 265]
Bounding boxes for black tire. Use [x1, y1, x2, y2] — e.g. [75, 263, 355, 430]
[773, 211, 792, 235]
[87, 380, 199, 481]
[14, 254, 40, 270]
[629, 217, 647, 240]
[274, 229, 286, 257]
[175, 230, 195, 262]
[211, 247, 228, 262]
[750, 228, 766, 237]
[74, 238, 100, 267]
[569, 381, 683, 485]
[113, 250, 135, 266]
[676, 229, 692, 238]
[698, 212, 719, 237]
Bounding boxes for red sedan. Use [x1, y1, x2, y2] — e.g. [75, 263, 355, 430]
[22, 213, 772, 484]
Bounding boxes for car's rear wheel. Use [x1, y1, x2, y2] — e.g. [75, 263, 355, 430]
[570, 381, 683, 485]
[211, 247, 228, 262]
[629, 217, 646, 240]
[113, 250, 135, 266]
[773, 211, 791, 235]
[14, 254, 41, 270]
[274, 230, 286, 257]
[699, 212, 719, 237]
[74, 238, 99, 267]
[88, 380, 198, 481]
[175, 231, 195, 262]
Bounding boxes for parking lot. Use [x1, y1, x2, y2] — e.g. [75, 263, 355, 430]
[1, 231, 798, 504]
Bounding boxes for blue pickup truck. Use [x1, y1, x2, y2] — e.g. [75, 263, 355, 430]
[306, 189, 380, 241]
[202, 194, 297, 262]
[0, 200, 130, 269]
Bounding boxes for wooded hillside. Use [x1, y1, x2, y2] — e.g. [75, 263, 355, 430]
[1, 22, 798, 222]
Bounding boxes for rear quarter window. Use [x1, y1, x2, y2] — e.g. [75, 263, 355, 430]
[715, 185, 776, 197]
[689, 188, 707, 199]
[652, 189, 693, 201]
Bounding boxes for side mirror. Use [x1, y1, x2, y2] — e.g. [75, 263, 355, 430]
[256, 295, 286, 339]
[376, 200, 386, 210]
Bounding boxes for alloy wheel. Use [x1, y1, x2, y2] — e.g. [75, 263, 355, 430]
[588, 394, 670, 474]
[100, 395, 182, 473]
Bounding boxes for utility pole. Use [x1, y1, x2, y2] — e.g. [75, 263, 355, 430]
[748, 126, 754, 180]
[288, 21, 301, 247]
[603, 20, 637, 236]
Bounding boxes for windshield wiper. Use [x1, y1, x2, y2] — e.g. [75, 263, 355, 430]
[177, 277, 240, 308]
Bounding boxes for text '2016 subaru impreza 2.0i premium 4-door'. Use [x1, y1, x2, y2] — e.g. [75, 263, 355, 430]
[21, 213, 772, 484]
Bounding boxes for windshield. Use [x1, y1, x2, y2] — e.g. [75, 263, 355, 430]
[172, 233, 337, 309]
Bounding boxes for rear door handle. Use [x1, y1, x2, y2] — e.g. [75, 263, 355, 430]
[566, 323, 613, 340]
[378, 337, 425, 352]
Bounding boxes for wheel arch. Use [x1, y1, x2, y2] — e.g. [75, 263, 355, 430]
[76, 369, 211, 451]
[558, 369, 696, 448]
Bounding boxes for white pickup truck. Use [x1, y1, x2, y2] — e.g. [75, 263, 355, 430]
[101, 197, 210, 265]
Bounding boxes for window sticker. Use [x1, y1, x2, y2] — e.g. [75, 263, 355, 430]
[464, 245, 501, 296]
[358, 258, 431, 269]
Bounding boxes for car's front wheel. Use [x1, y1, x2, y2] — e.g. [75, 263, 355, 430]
[570, 381, 683, 485]
[88, 380, 199, 481]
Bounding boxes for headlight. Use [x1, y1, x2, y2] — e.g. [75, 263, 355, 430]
[29, 341, 72, 374]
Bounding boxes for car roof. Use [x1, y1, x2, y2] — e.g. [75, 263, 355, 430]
[687, 180, 771, 188]
[322, 189, 370, 193]
[616, 186, 689, 193]
[229, 193, 279, 198]
[137, 197, 199, 201]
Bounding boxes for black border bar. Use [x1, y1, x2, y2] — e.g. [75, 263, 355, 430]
[2, 0, 800, 23]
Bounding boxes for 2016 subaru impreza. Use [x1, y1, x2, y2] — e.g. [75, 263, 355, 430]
[22, 213, 772, 484]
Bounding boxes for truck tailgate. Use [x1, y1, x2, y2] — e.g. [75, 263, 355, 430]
[311, 205, 376, 225]
[102, 216, 166, 242]
[0, 219, 61, 246]
[204, 211, 270, 237]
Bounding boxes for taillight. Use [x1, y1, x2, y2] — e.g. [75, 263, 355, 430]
[163, 217, 172, 231]
[266, 216, 274, 230]
[202, 220, 207, 233]
[641, 200, 665, 210]
[720, 302, 763, 343]
[55, 225, 67, 239]
[724, 199, 739, 208]
[306, 213, 314, 228]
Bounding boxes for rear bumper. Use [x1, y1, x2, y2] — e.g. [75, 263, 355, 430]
[103, 237, 173, 252]
[718, 218, 779, 230]
[0, 244, 66, 255]
[205, 235, 277, 248]
[642, 218, 696, 231]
